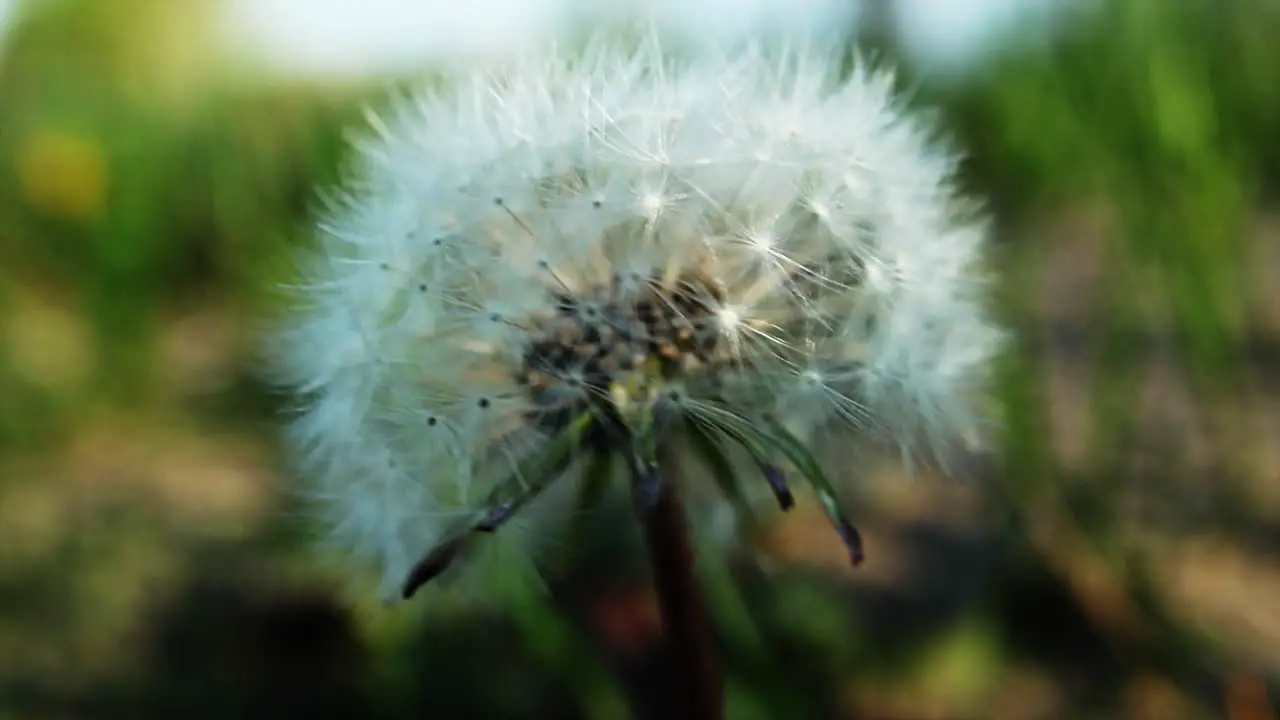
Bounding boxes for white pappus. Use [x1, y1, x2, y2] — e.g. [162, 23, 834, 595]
[266, 35, 1004, 603]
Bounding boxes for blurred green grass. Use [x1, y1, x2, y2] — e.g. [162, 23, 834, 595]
[1, 0, 1278, 718]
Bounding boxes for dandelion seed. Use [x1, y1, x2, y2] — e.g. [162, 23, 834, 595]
[267, 36, 1002, 602]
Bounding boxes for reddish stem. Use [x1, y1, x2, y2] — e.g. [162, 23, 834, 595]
[641, 444, 725, 720]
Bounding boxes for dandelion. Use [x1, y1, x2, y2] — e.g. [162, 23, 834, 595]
[267, 36, 1002, 610]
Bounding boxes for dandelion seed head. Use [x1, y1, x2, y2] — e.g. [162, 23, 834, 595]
[268, 36, 1003, 598]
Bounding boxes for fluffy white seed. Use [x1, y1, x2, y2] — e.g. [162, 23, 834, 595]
[267, 36, 1002, 600]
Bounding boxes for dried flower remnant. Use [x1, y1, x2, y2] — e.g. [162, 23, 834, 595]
[268, 38, 1002, 601]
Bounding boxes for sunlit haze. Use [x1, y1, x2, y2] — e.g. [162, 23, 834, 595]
[221, 0, 1057, 79]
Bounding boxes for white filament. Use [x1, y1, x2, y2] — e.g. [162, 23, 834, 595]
[267, 36, 1002, 600]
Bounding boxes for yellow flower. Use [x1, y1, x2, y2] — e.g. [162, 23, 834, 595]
[16, 129, 108, 221]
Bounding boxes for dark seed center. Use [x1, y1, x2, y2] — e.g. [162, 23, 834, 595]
[519, 271, 725, 432]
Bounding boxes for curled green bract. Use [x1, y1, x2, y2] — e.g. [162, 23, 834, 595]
[401, 403, 864, 599]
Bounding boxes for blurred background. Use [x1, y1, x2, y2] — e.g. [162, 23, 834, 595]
[1, 0, 1277, 717]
